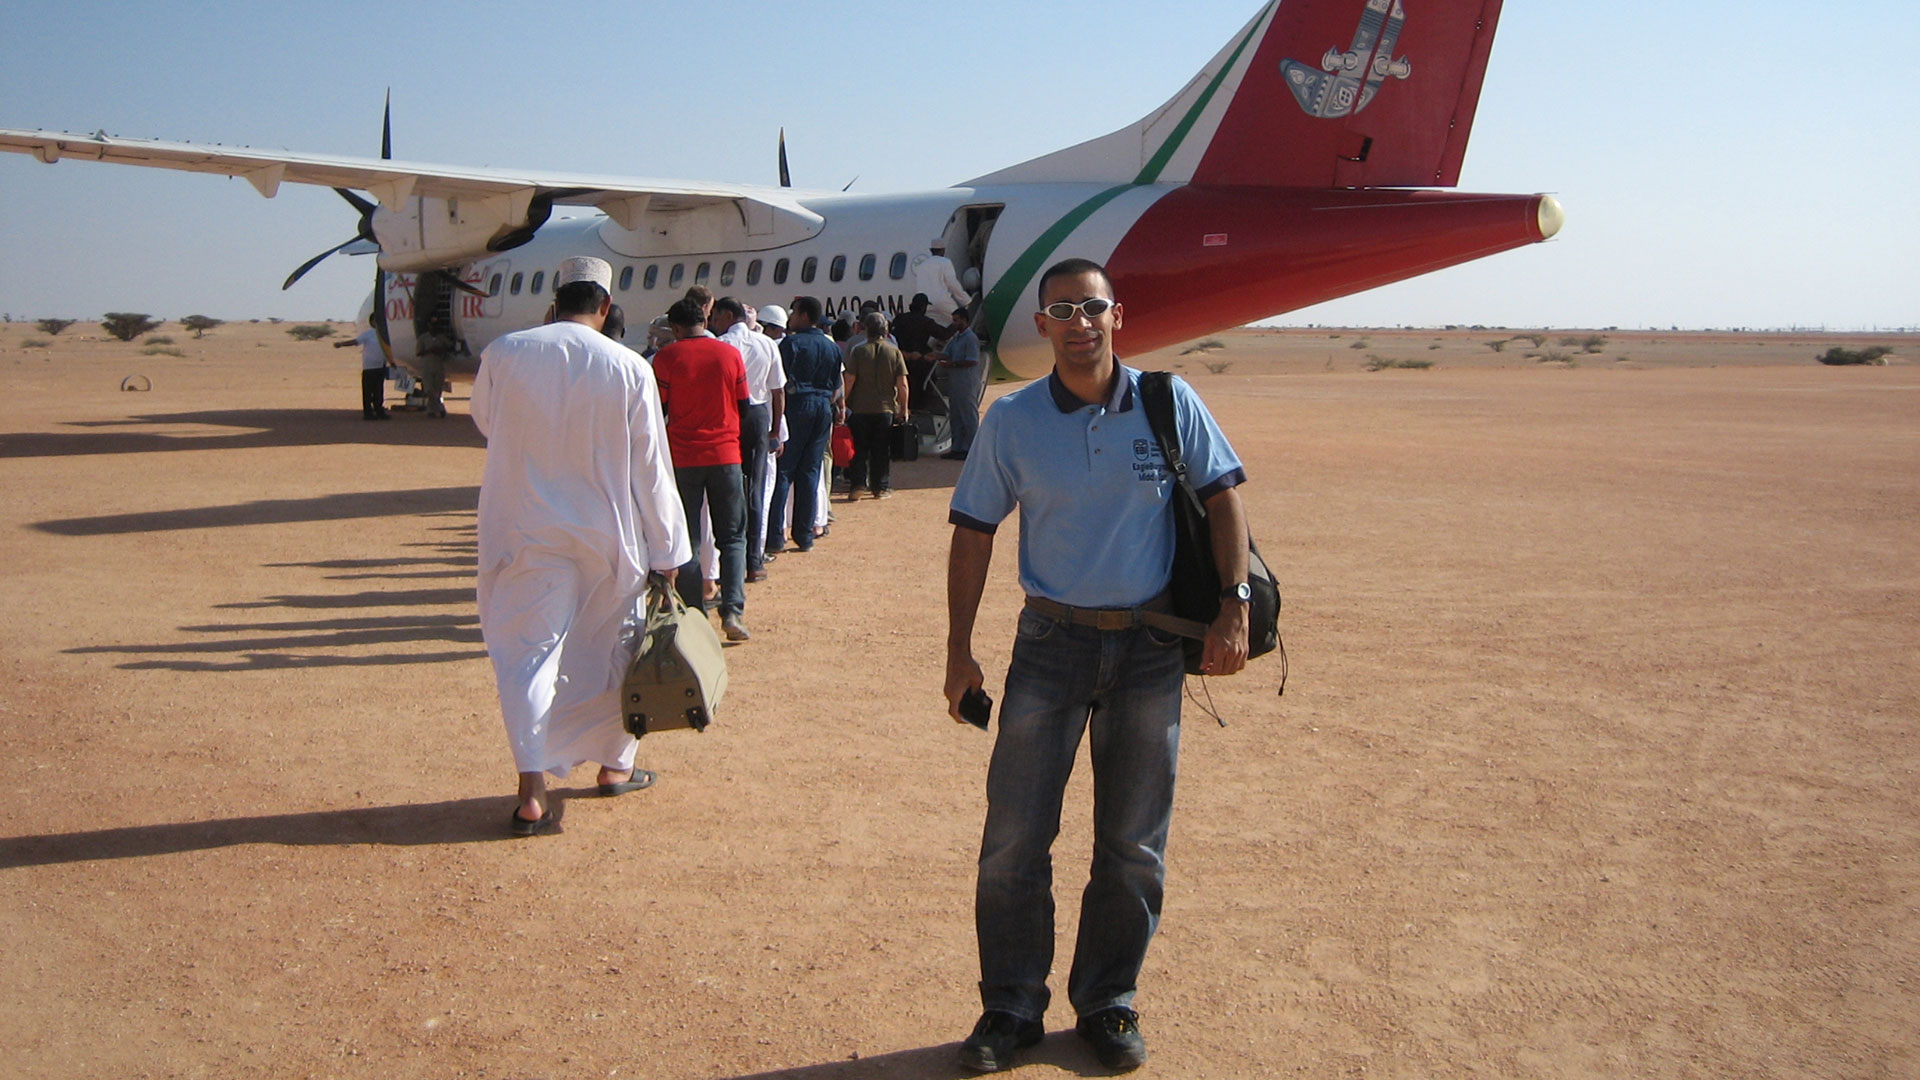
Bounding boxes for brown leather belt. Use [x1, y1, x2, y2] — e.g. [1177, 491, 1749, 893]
[1023, 593, 1210, 640]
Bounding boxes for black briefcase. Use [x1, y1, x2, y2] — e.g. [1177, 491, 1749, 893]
[889, 419, 920, 461]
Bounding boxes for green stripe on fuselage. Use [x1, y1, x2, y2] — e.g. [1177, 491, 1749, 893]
[1134, 0, 1275, 185]
[980, 184, 1133, 378]
[979, 0, 1277, 374]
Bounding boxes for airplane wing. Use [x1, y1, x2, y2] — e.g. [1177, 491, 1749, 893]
[0, 126, 819, 230]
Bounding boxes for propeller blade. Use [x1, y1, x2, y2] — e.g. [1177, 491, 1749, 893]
[778, 127, 791, 188]
[483, 187, 597, 253]
[442, 271, 489, 297]
[334, 187, 376, 217]
[283, 236, 358, 291]
[370, 267, 389, 345]
[381, 89, 392, 160]
[842, 175, 859, 192]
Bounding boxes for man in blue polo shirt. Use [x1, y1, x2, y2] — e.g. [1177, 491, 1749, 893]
[944, 257, 1250, 1073]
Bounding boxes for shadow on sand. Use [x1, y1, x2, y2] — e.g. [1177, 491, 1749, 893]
[0, 407, 483, 460]
[713, 1035, 1106, 1080]
[0, 782, 655, 869]
[33, 486, 481, 536]
[0, 795, 536, 868]
[64, 612, 486, 672]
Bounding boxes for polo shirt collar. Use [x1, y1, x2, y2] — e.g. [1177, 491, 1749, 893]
[1046, 364, 1135, 413]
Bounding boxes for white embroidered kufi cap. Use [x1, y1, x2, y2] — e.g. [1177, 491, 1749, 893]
[555, 256, 614, 292]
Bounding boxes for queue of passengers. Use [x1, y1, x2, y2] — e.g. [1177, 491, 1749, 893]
[600, 284, 985, 637]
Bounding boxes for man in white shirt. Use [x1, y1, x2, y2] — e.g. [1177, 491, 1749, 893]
[472, 256, 691, 836]
[714, 297, 785, 582]
[333, 325, 389, 419]
[913, 239, 973, 324]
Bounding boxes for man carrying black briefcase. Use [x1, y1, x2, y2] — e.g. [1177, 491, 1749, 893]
[842, 311, 912, 498]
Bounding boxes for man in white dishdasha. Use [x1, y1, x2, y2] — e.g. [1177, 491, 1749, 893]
[472, 256, 691, 836]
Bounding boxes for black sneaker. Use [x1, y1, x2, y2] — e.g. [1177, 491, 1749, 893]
[959, 1010, 1044, 1073]
[1076, 1006, 1147, 1071]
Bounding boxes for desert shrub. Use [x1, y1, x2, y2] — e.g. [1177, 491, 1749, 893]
[1536, 349, 1574, 364]
[1181, 338, 1225, 354]
[1365, 355, 1434, 371]
[1202, 360, 1233, 374]
[1428, 343, 1442, 350]
[144, 334, 175, 345]
[35, 318, 75, 336]
[1581, 334, 1608, 353]
[102, 312, 162, 342]
[1817, 346, 1891, 366]
[1557, 335, 1583, 347]
[1486, 338, 1509, 352]
[1523, 333, 1547, 347]
[288, 324, 337, 341]
[181, 315, 223, 338]
[142, 345, 187, 358]
[1349, 339, 1369, 349]
[23, 338, 51, 348]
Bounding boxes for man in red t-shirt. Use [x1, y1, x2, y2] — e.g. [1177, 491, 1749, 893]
[651, 298, 753, 640]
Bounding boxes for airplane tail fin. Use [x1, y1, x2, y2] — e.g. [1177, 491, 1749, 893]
[967, 0, 1503, 189]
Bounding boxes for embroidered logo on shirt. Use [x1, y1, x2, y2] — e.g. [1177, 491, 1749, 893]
[1131, 438, 1167, 482]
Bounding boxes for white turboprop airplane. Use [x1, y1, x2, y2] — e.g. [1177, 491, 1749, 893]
[1, 0, 1560, 383]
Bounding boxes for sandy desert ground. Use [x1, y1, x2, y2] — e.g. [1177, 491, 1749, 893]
[0, 321, 1914, 1079]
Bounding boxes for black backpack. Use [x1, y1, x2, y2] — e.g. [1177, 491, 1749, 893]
[1138, 371, 1282, 677]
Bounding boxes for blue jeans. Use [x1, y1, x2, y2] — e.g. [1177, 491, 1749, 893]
[949, 363, 984, 452]
[674, 463, 746, 618]
[768, 394, 831, 552]
[739, 403, 771, 571]
[975, 608, 1187, 1021]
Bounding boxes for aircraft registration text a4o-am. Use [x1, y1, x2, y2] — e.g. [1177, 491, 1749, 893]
[2, 0, 1560, 384]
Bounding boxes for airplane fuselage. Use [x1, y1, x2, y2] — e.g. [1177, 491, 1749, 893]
[397, 179, 1558, 383]
[3, 0, 1562, 384]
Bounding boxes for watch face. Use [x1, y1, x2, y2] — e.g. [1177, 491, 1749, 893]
[1223, 582, 1251, 601]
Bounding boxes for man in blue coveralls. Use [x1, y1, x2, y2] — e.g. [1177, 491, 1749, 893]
[944, 258, 1251, 1072]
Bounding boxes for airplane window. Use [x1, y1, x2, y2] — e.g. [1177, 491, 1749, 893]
[720, 261, 736, 287]
[644, 265, 658, 290]
[510, 272, 524, 296]
[829, 255, 846, 283]
[489, 273, 503, 296]
[746, 259, 763, 286]
[669, 263, 685, 289]
[618, 266, 634, 291]
[530, 271, 545, 295]
[695, 262, 711, 285]
[858, 254, 876, 281]
[890, 253, 908, 280]
[773, 258, 790, 285]
[800, 257, 817, 284]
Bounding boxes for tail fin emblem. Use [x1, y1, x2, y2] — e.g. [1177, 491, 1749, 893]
[1280, 0, 1411, 119]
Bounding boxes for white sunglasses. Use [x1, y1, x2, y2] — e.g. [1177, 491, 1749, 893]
[1041, 297, 1116, 321]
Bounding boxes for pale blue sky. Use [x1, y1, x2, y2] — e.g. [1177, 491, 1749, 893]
[2, 1, 1914, 329]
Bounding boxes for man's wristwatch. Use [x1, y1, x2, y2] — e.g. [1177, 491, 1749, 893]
[1219, 581, 1252, 604]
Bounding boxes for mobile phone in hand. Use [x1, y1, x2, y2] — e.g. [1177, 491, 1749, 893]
[959, 688, 993, 730]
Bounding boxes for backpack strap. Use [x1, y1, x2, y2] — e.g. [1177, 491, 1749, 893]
[1139, 371, 1206, 519]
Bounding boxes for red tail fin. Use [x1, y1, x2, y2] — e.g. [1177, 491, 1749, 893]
[968, 0, 1503, 189]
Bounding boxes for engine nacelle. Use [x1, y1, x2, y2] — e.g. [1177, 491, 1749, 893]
[372, 190, 547, 273]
